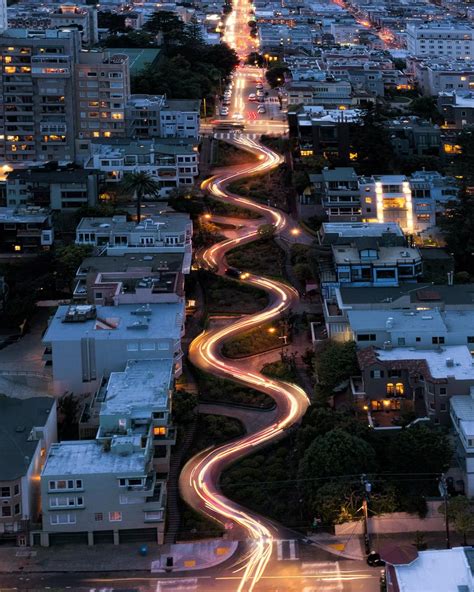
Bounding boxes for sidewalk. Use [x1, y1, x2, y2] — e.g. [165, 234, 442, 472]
[308, 532, 366, 561]
[0, 539, 238, 574]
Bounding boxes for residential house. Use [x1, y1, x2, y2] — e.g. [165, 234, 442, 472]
[0, 206, 53, 253]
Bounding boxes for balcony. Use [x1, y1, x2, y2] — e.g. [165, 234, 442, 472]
[152, 426, 176, 446]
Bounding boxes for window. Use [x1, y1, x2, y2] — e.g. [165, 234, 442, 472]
[388, 370, 402, 378]
[0, 487, 10, 498]
[370, 370, 384, 379]
[432, 336, 445, 344]
[119, 478, 126, 487]
[416, 337, 421, 342]
[386, 383, 395, 396]
[127, 343, 139, 352]
[395, 383, 404, 396]
[50, 513, 76, 525]
[13, 484, 19, 496]
[357, 334, 376, 342]
[397, 338, 406, 346]
[140, 342, 156, 351]
[109, 511, 122, 522]
[440, 403, 447, 412]
[128, 479, 142, 486]
[145, 511, 164, 521]
[1, 506, 11, 517]
[14, 504, 20, 515]
[439, 387, 447, 395]
[468, 336, 474, 344]
[95, 513, 103, 521]
[154, 426, 166, 436]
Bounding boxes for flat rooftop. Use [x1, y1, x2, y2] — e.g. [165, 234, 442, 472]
[338, 284, 474, 307]
[42, 439, 147, 476]
[43, 302, 184, 343]
[376, 345, 474, 380]
[78, 253, 184, 275]
[0, 207, 50, 224]
[320, 222, 404, 239]
[393, 547, 474, 592]
[102, 359, 172, 416]
[77, 213, 190, 235]
[332, 245, 420, 265]
[347, 308, 447, 333]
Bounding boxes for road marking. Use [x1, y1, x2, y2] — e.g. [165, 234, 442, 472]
[301, 561, 343, 591]
[155, 578, 198, 592]
[275, 539, 299, 560]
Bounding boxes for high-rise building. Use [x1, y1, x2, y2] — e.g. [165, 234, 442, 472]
[406, 22, 474, 60]
[75, 52, 131, 143]
[0, 29, 81, 164]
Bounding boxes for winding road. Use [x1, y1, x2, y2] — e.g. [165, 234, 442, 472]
[180, 134, 312, 592]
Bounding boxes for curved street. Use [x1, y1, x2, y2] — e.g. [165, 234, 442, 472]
[181, 133, 311, 592]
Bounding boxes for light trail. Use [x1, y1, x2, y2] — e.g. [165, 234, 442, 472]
[182, 132, 309, 591]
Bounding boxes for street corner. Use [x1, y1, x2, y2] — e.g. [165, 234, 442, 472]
[150, 539, 239, 573]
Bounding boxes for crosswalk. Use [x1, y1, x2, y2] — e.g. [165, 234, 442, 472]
[214, 131, 261, 140]
[301, 561, 344, 592]
[275, 538, 299, 560]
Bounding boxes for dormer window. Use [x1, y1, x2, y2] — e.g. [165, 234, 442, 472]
[360, 248, 378, 259]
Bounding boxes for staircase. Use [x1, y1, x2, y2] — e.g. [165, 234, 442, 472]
[164, 417, 197, 544]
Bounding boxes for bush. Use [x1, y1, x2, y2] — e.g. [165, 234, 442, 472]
[195, 371, 274, 408]
[226, 237, 285, 278]
[222, 323, 282, 358]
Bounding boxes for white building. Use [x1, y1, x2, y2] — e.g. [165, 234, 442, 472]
[43, 302, 185, 395]
[406, 22, 474, 59]
[0, 0, 7, 32]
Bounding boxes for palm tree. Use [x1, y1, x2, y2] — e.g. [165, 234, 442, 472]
[121, 172, 161, 223]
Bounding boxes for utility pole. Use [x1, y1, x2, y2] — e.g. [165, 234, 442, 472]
[361, 474, 372, 554]
[439, 473, 451, 549]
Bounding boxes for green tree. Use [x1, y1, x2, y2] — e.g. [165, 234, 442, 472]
[246, 51, 264, 67]
[104, 30, 154, 48]
[58, 393, 80, 440]
[54, 244, 93, 286]
[409, 96, 442, 124]
[121, 171, 161, 222]
[386, 424, 451, 475]
[313, 340, 359, 392]
[257, 223, 275, 239]
[172, 390, 198, 424]
[144, 10, 186, 46]
[298, 428, 377, 490]
[438, 189, 474, 275]
[266, 65, 289, 88]
[439, 495, 474, 545]
[350, 105, 395, 174]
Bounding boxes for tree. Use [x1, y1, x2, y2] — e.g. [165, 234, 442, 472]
[144, 10, 186, 47]
[298, 428, 377, 492]
[409, 96, 442, 124]
[257, 223, 275, 239]
[386, 424, 452, 475]
[201, 43, 239, 79]
[439, 496, 474, 545]
[103, 30, 155, 48]
[97, 11, 129, 33]
[292, 170, 310, 194]
[266, 65, 290, 88]
[313, 340, 359, 392]
[246, 51, 264, 67]
[172, 390, 198, 424]
[350, 105, 396, 174]
[438, 189, 474, 275]
[54, 244, 93, 286]
[58, 393, 80, 440]
[121, 171, 161, 223]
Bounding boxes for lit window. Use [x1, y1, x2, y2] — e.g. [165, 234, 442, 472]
[109, 511, 122, 522]
[153, 426, 166, 436]
[111, 112, 123, 120]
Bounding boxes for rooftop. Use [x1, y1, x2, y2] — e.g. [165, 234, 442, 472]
[376, 345, 474, 381]
[43, 302, 184, 343]
[333, 245, 419, 265]
[78, 253, 184, 275]
[76, 213, 190, 235]
[338, 284, 474, 307]
[0, 395, 55, 481]
[0, 206, 50, 224]
[42, 439, 147, 476]
[101, 359, 172, 417]
[391, 546, 474, 592]
[321, 167, 358, 182]
[320, 222, 403, 239]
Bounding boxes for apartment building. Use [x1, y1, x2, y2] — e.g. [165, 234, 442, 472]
[438, 91, 474, 128]
[0, 0, 6, 33]
[411, 58, 474, 96]
[75, 213, 192, 268]
[73, 252, 185, 304]
[126, 95, 200, 139]
[310, 167, 361, 221]
[0, 395, 56, 546]
[285, 78, 353, 108]
[43, 302, 185, 395]
[0, 29, 81, 164]
[288, 105, 361, 162]
[75, 51, 130, 143]
[40, 436, 166, 546]
[8, 4, 99, 47]
[451, 391, 474, 497]
[406, 21, 474, 59]
[5, 165, 100, 210]
[0, 206, 53, 253]
[81, 138, 199, 194]
[385, 117, 441, 159]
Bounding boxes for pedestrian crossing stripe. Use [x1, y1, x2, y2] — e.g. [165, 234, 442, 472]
[301, 561, 344, 592]
[275, 538, 298, 560]
[213, 132, 282, 140]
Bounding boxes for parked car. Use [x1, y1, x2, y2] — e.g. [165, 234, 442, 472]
[220, 107, 229, 116]
[248, 93, 256, 101]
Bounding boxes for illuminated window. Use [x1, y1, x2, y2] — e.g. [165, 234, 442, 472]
[20, 67, 30, 73]
[111, 112, 123, 120]
[4, 55, 11, 64]
[395, 383, 404, 396]
[14, 244, 21, 252]
[365, 197, 372, 204]
[4, 66, 16, 74]
[153, 426, 167, 436]
[92, 131, 100, 138]
[103, 131, 112, 137]
[88, 101, 99, 107]
[108, 511, 122, 522]
[386, 383, 395, 396]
